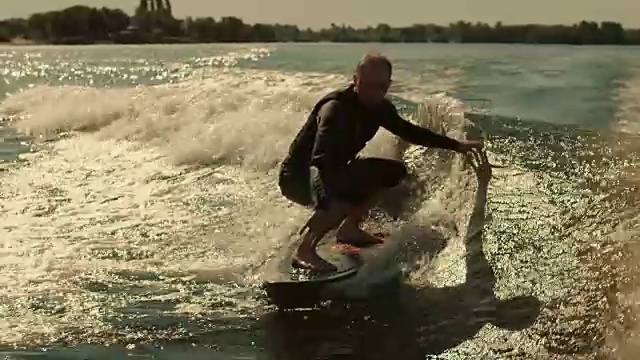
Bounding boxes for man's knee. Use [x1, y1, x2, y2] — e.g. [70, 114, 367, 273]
[278, 167, 313, 207]
[350, 157, 407, 188]
[385, 159, 408, 187]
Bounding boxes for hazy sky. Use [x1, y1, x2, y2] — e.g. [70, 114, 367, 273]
[2, 0, 640, 28]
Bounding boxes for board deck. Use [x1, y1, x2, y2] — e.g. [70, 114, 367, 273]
[261, 241, 367, 309]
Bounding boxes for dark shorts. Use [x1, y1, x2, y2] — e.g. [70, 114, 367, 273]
[278, 157, 408, 209]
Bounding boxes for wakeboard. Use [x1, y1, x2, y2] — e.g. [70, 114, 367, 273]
[262, 241, 366, 309]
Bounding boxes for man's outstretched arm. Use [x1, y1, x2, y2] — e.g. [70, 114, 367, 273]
[379, 102, 464, 151]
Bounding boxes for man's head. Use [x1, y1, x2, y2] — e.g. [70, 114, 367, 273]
[353, 53, 392, 107]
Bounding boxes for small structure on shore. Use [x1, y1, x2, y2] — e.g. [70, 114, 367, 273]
[114, 0, 178, 43]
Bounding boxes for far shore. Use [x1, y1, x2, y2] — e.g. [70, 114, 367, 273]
[3, 38, 640, 47]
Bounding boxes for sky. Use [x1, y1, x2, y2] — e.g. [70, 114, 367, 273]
[2, 0, 640, 29]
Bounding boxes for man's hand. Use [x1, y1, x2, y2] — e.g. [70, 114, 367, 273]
[456, 139, 484, 153]
[467, 149, 492, 183]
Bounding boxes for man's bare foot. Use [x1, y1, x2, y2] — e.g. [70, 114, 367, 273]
[336, 221, 385, 248]
[292, 247, 337, 273]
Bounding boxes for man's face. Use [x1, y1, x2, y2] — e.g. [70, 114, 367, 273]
[353, 64, 391, 107]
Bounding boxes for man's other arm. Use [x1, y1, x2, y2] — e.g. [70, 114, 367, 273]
[378, 102, 461, 151]
[309, 100, 349, 209]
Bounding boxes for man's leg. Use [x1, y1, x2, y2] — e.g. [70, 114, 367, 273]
[336, 192, 385, 246]
[279, 158, 406, 271]
[293, 200, 351, 272]
[279, 166, 339, 272]
[333, 158, 408, 247]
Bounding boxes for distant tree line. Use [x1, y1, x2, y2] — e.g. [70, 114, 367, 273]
[1, 3, 639, 45]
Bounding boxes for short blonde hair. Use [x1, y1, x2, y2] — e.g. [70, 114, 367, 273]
[355, 52, 392, 77]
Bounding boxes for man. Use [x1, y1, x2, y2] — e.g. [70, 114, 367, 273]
[278, 53, 483, 273]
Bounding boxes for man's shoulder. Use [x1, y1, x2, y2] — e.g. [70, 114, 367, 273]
[382, 97, 397, 110]
[375, 98, 399, 120]
[319, 96, 349, 113]
[317, 98, 348, 119]
[316, 85, 353, 106]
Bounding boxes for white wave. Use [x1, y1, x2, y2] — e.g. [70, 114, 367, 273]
[613, 64, 640, 134]
[1, 69, 353, 171]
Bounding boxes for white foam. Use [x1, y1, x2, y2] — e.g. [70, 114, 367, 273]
[1, 69, 355, 170]
[614, 65, 640, 134]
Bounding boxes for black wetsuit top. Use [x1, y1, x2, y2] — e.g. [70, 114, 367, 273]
[280, 85, 461, 208]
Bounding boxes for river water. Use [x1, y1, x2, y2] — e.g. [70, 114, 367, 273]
[1, 43, 640, 359]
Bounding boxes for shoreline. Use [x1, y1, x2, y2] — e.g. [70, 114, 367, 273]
[3, 39, 640, 47]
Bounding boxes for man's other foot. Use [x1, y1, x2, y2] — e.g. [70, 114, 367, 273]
[336, 227, 386, 248]
[291, 250, 337, 273]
